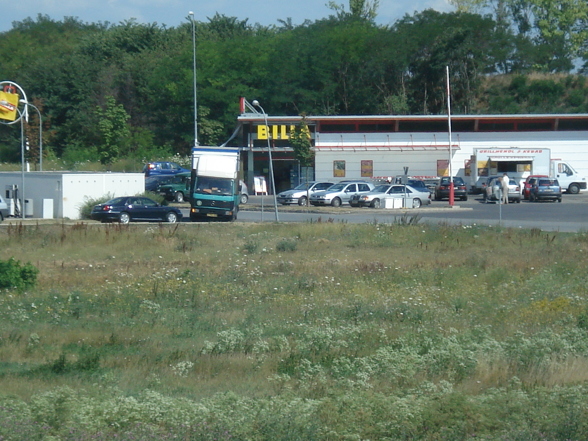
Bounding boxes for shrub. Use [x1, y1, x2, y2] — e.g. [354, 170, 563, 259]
[0, 257, 38, 291]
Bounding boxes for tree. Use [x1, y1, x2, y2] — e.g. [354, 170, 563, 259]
[289, 115, 315, 202]
[95, 96, 130, 164]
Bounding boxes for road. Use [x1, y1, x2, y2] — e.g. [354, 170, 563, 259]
[230, 193, 588, 232]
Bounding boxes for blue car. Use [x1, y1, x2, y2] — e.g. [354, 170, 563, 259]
[91, 196, 183, 224]
[143, 161, 189, 177]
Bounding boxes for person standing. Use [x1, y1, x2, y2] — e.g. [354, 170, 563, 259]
[501, 173, 510, 204]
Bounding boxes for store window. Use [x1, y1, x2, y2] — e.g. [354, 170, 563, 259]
[333, 160, 346, 177]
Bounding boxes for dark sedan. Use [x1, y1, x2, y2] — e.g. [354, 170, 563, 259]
[434, 176, 468, 201]
[91, 196, 183, 224]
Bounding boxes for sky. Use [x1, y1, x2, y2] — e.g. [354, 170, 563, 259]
[0, 0, 455, 33]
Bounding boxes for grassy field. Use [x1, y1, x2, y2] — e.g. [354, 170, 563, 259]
[1, 220, 588, 440]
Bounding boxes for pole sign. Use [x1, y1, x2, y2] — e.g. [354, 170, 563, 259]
[0, 84, 19, 122]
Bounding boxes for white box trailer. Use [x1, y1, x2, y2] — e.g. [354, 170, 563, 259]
[470, 147, 586, 194]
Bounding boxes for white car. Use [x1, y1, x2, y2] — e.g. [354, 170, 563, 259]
[277, 181, 333, 206]
[350, 184, 431, 209]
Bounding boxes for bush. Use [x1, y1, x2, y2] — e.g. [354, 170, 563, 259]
[0, 257, 38, 291]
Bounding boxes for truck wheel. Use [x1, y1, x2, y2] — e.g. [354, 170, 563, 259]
[568, 184, 580, 194]
[174, 192, 185, 203]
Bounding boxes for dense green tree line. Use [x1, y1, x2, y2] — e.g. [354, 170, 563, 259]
[0, 3, 587, 166]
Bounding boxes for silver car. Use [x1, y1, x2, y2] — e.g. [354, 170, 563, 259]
[0, 195, 7, 221]
[483, 176, 521, 203]
[277, 181, 333, 206]
[351, 184, 431, 209]
[309, 181, 375, 207]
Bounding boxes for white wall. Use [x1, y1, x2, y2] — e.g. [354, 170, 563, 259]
[0, 172, 144, 219]
[314, 130, 588, 187]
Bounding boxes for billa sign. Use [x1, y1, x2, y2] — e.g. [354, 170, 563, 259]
[0, 85, 19, 122]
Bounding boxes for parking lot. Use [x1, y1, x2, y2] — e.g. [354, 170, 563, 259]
[238, 191, 588, 232]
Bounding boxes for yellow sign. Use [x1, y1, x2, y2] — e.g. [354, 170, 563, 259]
[0, 90, 19, 121]
[257, 124, 308, 140]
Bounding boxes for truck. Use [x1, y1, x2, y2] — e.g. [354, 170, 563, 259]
[189, 146, 241, 221]
[470, 147, 586, 195]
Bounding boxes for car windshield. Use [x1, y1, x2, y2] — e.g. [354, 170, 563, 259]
[194, 177, 233, 196]
[539, 179, 558, 186]
[372, 185, 390, 192]
[441, 177, 464, 185]
[293, 183, 312, 190]
[326, 183, 346, 192]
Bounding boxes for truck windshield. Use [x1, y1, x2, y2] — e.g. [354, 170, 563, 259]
[194, 177, 233, 196]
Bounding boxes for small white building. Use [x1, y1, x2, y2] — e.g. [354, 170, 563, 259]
[0, 172, 144, 219]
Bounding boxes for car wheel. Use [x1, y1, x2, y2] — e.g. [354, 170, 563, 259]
[516, 198, 521, 203]
[331, 197, 341, 207]
[298, 196, 307, 206]
[412, 198, 422, 209]
[119, 212, 130, 224]
[174, 192, 185, 203]
[558, 198, 562, 203]
[568, 184, 580, 194]
[371, 199, 381, 209]
[165, 211, 178, 223]
[240, 194, 248, 204]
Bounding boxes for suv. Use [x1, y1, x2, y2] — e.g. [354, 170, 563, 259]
[309, 181, 375, 207]
[143, 161, 189, 177]
[483, 176, 522, 203]
[434, 176, 468, 201]
[529, 178, 562, 202]
[277, 181, 333, 206]
[159, 172, 191, 202]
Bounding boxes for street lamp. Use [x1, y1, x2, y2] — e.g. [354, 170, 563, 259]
[19, 99, 43, 171]
[188, 11, 198, 147]
[252, 100, 279, 222]
[15, 107, 26, 218]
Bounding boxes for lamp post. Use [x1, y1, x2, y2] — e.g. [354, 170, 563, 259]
[252, 100, 279, 222]
[19, 99, 43, 171]
[188, 11, 198, 147]
[16, 107, 25, 218]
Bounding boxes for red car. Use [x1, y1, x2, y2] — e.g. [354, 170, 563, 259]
[522, 175, 549, 200]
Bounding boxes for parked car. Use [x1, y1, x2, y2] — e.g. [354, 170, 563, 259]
[143, 161, 189, 177]
[145, 175, 175, 192]
[91, 196, 183, 224]
[350, 184, 431, 209]
[434, 176, 468, 201]
[483, 175, 522, 203]
[309, 181, 374, 207]
[407, 179, 431, 194]
[159, 172, 191, 203]
[529, 178, 562, 202]
[239, 180, 249, 204]
[277, 181, 333, 205]
[0, 195, 8, 221]
[522, 175, 549, 200]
